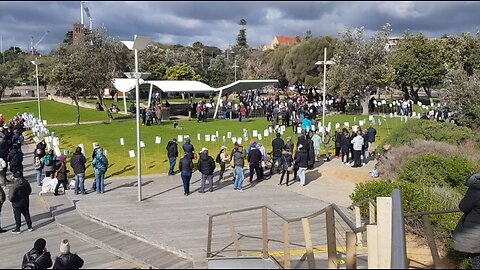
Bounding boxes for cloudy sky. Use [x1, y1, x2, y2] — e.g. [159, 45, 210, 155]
[0, 1, 479, 55]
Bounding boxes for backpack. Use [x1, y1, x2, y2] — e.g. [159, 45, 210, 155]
[216, 153, 222, 164]
[23, 253, 40, 269]
[43, 154, 53, 167]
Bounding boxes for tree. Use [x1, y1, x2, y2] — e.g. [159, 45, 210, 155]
[304, 30, 313, 40]
[328, 24, 391, 115]
[236, 18, 248, 49]
[242, 51, 274, 80]
[63, 30, 73, 45]
[281, 36, 335, 85]
[165, 64, 201, 81]
[446, 69, 480, 130]
[264, 45, 291, 90]
[0, 63, 16, 101]
[206, 55, 235, 88]
[388, 33, 447, 100]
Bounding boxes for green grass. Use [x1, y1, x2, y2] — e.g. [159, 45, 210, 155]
[0, 100, 130, 124]
[47, 115, 406, 178]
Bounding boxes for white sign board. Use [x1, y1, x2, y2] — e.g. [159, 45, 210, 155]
[197, 133, 201, 141]
[205, 135, 211, 142]
[120, 138, 125, 146]
[129, 150, 135, 158]
[78, 144, 85, 155]
[155, 136, 161, 144]
[177, 135, 183, 142]
[264, 130, 269, 137]
[253, 130, 258, 137]
[227, 132, 232, 139]
[140, 141, 145, 148]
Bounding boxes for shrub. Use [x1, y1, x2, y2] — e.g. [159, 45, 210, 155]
[10, 92, 21, 97]
[397, 154, 476, 193]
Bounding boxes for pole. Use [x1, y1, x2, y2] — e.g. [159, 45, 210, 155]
[123, 92, 127, 113]
[80, 1, 84, 25]
[35, 58, 41, 120]
[1, 35, 4, 64]
[322, 47, 327, 139]
[134, 35, 142, 202]
[147, 83, 153, 108]
[213, 88, 223, 119]
[234, 59, 237, 82]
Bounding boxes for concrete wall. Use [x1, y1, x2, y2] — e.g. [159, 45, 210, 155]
[48, 95, 97, 110]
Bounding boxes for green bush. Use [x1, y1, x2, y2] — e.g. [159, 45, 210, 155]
[397, 154, 476, 193]
[380, 120, 480, 151]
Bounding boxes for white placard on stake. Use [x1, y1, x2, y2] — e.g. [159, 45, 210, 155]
[232, 137, 237, 144]
[205, 135, 211, 142]
[320, 126, 326, 133]
[140, 141, 145, 148]
[197, 133, 201, 141]
[63, 150, 70, 156]
[223, 136, 226, 142]
[268, 126, 273, 133]
[389, 104, 393, 108]
[258, 134, 262, 141]
[359, 120, 364, 126]
[335, 123, 340, 129]
[237, 138, 243, 145]
[390, 113, 394, 118]
[54, 146, 61, 157]
[352, 126, 358, 133]
[155, 136, 161, 144]
[78, 144, 85, 155]
[369, 115, 374, 121]
[43, 120, 47, 126]
[281, 126, 286, 132]
[264, 130, 269, 137]
[382, 100, 387, 105]
[326, 126, 331, 132]
[52, 137, 59, 147]
[212, 135, 216, 142]
[297, 127, 302, 134]
[33, 137, 40, 144]
[177, 135, 183, 142]
[120, 138, 125, 146]
[215, 131, 219, 138]
[344, 122, 350, 128]
[253, 130, 258, 137]
[227, 132, 232, 139]
[129, 150, 135, 158]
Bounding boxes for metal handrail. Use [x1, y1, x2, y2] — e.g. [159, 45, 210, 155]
[403, 208, 461, 217]
[347, 198, 377, 210]
[391, 189, 407, 269]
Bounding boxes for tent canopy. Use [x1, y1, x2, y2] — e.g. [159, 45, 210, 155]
[217, 80, 279, 95]
[148, 80, 216, 93]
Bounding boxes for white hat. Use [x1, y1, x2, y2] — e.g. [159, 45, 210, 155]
[60, 239, 70, 254]
[201, 147, 208, 152]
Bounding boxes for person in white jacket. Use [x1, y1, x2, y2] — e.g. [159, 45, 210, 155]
[351, 131, 364, 168]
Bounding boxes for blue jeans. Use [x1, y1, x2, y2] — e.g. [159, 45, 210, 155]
[95, 171, 105, 194]
[234, 167, 244, 190]
[181, 172, 192, 194]
[36, 170, 42, 186]
[168, 158, 177, 175]
[75, 173, 86, 194]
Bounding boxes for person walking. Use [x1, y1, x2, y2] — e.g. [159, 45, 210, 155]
[179, 153, 194, 196]
[247, 143, 263, 183]
[183, 138, 195, 160]
[54, 156, 69, 196]
[43, 149, 56, 178]
[9, 172, 33, 233]
[53, 239, 84, 269]
[323, 131, 331, 161]
[351, 131, 364, 168]
[233, 145, 247, 192]
[92, 148, 108, 194]
[279, 146, 293, 186]
[453, 172, 480, 269]
[217, 146, 229, 181]
[334, 128, 342, 158]
[70, 147, 87, 195]
[166, 138, 178, 176]
[197, 148, 215, 193]
[22, 238, 53, 269]
[0, 185, 5, 233]
[294, 144, 308, 187]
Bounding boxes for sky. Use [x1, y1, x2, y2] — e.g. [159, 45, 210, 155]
[0, 1, 479, 55]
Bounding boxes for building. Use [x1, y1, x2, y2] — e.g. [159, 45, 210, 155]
[262, 35, 303, 51]
[385, 36, 405, 51]
[72, 23, 85, 45]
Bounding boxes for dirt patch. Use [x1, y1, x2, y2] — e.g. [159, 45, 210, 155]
[406, 233, 456, 269]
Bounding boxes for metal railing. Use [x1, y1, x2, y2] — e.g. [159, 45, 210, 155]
[391, 189, 408, 269]
[206, 203, 367, 269]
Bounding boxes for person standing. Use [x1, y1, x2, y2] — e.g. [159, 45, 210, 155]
[306, 133, 315, 169]
[323, 131, 331, 161]
[247, 143, 263, 183]
[351, 131, 364, 168]
[311, 132, 322, 162]
[279, 146, 293, 186]
[7, 144, 23, 175]
[166, 138, 178, 176]
[341, 129, 351, 165]
[271, 133, 285, 175]
[217, 146, 229, 181]
[43, 149, 56, 178]
[257, 143, 267, 180]
[9, 172, 33, 233]
[367, 124, 377, 157]
[33, 149, 44, 187]
[334, 128, 342, 158]
[91, 143, 100, 191]
[22, 238, 53, 269]
[70, 147, 87, 195]
[179, 153, 194, 196]
[295, 144, 308, 187]
[183, 138, 195, 160]
[54, 156, 69, 196]
[0, 185, 5, 233]
[53, 239, 84, 269]
[0, 137, 9, 185]
[92, 148, 108, 194]
[197, 148, 215, 193]
[233, 145, 247, 192]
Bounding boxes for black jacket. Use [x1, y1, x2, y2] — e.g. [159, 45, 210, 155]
[22, 249, 53, 269]
[295, 150, 309, 168]
[35, 142, 47, 158]
[247, 148, 262, 165]
[0, 185, 5, 207]
[56, 162, 68, 181]
[0, 140, 8, 159]
[182, 143, 195, 160]
[70, 152, 87, 174]
[340, 134, 351, 151]
[166, 141, 178, 158]
[272, 138, 285, 157]
[334, 132, 342, 147]
[7, 146, 23, 172]
[9, 178, 31, 208]
[197, 153, 215, 175]
[53, 253, 84, 269]
[179, 156, 194, 174]
[367, 127, 377, 143]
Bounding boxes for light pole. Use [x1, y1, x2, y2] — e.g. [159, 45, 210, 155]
[315, 47, 335, 136]
[232, 57, 239, 82]
[121, 35, 151, 202]
[30, 59, 42, 120]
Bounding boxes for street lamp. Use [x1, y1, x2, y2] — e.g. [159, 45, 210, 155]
[315, 47, 335, 136]
[30, 59, 42, 121]
[232, 57, 239, 82]
[121, 35, 151, 202]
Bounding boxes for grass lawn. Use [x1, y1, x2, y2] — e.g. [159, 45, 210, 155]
[48, 115, 407, 179]
[0, 100, 130, 124]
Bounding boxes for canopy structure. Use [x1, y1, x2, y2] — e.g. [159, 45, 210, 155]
[111, 78, 278, 117]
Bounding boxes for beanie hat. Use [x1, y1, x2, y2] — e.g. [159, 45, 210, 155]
[34, 238, 47, 251]
[60, 239, 70, 254]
